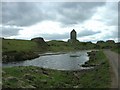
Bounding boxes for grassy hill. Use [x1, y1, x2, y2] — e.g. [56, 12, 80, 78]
[2, 38, 119, 63]
[47, 40, 74, 52]
[96, 40, 117, 49]
[2, 38, 118, 53]
[2, 38, 49, 63]
[111, 42, 120, 54]
[2, 39, 47, 53]
[47, 40, 96, 52]
[3, 39, 36, 52]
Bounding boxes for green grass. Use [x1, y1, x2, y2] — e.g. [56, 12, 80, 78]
[2, 51, 111, 88]
[47, 40, 74, 52]
[47, 40, 96, 52]
[2, 38, 118, 53]
[2, 39, 39, 52]
[80, 51, 111, 88]
[88, 51, 107, 65]
[2, 66, 78, 88]
[111, 47, 120, 54]
[96, 41, 116, 49]
[2, 39, 47, 62]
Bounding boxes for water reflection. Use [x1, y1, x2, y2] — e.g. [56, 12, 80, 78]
[3, 51, 90, 70]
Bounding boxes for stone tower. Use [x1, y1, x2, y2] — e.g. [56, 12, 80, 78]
[70, 29, 76, 40]
[68, 29, 79, 43]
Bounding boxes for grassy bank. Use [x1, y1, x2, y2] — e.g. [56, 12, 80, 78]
[2, 39, 44, 52]
[111, 48, 120, 54]
[2, 39, 49, 63]
[47, 40, 96, 52]
[47, 40, 74, 52]
[2, 38, 118, 53]
[2, 51, 111, 88]
[80, 51, 111, 87]
[2, 39, 96, 52]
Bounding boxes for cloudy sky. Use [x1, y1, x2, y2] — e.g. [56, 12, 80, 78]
[1, 1, 118, 43]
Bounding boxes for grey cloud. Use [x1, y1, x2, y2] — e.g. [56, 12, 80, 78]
[2, 2, 105, 27]
[41, 33, 69, 40]
[106, 5, 118, 26]
[1, 26, 22, 37]
[2, 2, 57, 26]
[58, 2, 105, 25]
[77, 30, 101, 37]
[2, 2, 45, 26]
[118, 2, 120, 26]
[102, 29, 118, 40]
[61, 2, 105, 9]
[97, 2, 118, 26]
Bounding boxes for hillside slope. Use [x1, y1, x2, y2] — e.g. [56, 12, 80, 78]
[2, 38, 49, 63]
[2, 39, 48, 52]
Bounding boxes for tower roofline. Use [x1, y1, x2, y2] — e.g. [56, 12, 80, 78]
[71, 29, 76, 32]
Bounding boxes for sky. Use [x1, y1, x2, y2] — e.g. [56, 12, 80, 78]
[1, 1, 118, 43]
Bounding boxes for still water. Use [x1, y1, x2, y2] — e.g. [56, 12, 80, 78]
[3, 50, 91, 70]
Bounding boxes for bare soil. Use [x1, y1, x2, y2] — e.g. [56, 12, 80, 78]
[103, 50, 119, 88]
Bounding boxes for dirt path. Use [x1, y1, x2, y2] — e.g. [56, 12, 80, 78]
[103, 50, 119, 88]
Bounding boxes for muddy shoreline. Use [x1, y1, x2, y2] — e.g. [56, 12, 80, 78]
[2, 51, 39, 63]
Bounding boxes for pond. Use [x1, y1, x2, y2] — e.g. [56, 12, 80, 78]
[3, 50, 91, 70]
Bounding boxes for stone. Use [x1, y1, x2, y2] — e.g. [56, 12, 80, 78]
[31, 37, 49, 50]
[23, 74, 35, 81]
[106, 40, 115, 43]
[73, 72, 79, 79]
[70, 29, 76, 40]
[6, 76, 18, 82]
[42, 71, 49, 75]
[68, 29, 79, 43]
[40, 79, 47, 84]
[2, 71, 6, 75]
[24, 85, 36, 88]
[73, 85, 79, 88]
[31, 37, 48, 46]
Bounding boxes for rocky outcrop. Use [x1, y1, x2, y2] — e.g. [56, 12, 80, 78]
[82, 51, 98, 67]
[106, 40, 115, 44]
[31, 37, 49, 51]
[31, 37, 48, 46]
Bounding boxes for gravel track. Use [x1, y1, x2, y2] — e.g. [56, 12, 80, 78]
[103, 50, 119, 88]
